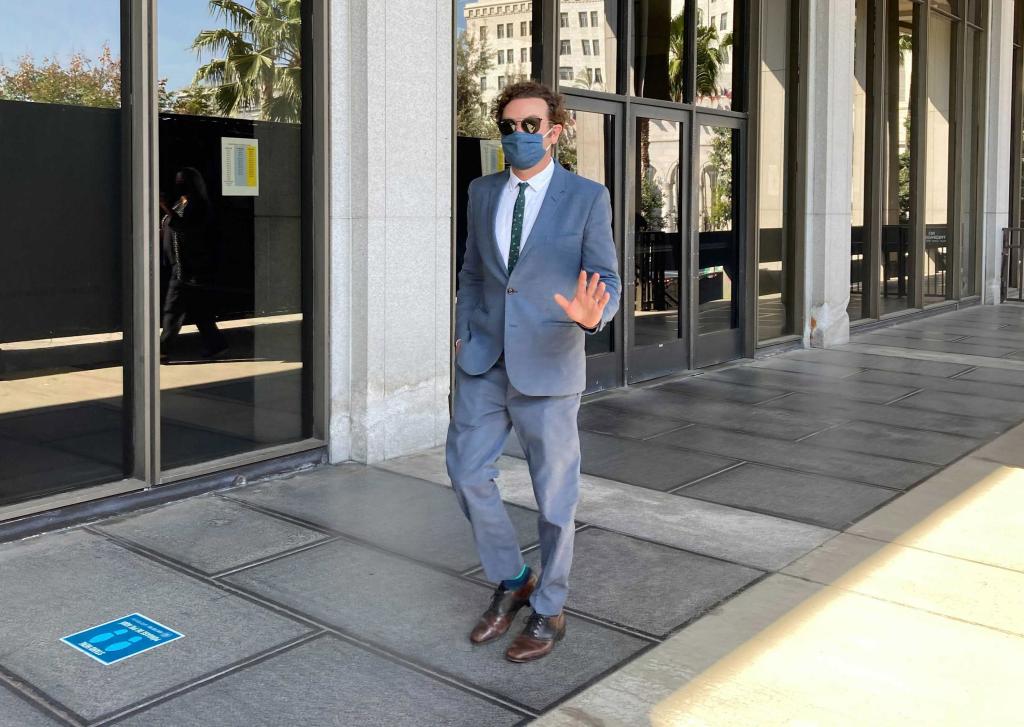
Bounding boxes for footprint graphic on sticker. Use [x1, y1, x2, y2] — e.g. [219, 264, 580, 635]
[105, 636, 144, 652]
[86, 628, 129, 645]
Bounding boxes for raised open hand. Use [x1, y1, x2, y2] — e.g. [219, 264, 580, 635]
[554, 271, 610, 330]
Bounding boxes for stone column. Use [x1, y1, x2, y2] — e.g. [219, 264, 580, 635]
[980, 0, 1015, 304]
[800, 0, 855, 347]
[329, 0, 453, 463]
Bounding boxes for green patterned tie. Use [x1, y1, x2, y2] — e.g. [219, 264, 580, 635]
[507, 182, 529, 274]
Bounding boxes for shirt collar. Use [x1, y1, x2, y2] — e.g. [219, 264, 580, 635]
[508, 157, 556, 194]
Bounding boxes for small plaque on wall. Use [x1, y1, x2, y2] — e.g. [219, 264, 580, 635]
[221, 137, 259, 196]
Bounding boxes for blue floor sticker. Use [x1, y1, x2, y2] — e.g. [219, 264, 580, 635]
[61, 614, 183, 665]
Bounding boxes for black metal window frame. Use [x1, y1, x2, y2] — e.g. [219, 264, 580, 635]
[530, 0, 789, 385]
[852, 0, 987, 322]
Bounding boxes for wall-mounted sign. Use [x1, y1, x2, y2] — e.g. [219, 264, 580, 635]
[61, 613, 184, 665]
[222, 137, 259, 196]
[480, 139, 505, 176]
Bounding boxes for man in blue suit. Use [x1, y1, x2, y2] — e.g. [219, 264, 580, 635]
[446, 81, 621, 663]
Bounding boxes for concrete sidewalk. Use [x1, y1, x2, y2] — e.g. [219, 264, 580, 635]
[1, 304, 1024, 725]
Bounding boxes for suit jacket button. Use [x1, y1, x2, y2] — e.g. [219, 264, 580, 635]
[507, 287, 516, 294]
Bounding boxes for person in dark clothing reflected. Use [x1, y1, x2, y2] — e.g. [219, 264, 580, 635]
[159, 167, 228, 361]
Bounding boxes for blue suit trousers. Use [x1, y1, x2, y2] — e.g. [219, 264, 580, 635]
[445, 360, 581, 616]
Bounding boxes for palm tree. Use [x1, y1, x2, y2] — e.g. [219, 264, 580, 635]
[668, 9, 733, 103]
[192, 0, 302, 122]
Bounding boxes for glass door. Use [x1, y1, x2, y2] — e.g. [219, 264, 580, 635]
[156, 0, 311, 475]
[693, 113, 744, 367]
[627, 107, 690, 383]
[559, 96, 623, 392]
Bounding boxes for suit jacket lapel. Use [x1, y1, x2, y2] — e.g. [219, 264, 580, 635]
[515, 162, 570, 269]
[484, 171, 509, 280]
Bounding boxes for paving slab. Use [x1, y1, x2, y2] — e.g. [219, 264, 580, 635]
[782, 533, 1024, 638]
[746, 357, 867, 378]
[760, 391, 1007, 438]
[0, 684, 62, 727]
[596, 388, 840, 440]
[840, 341, 1024, 372]
[532, 574, 824, 727]
[94, 495, 329, 575]
[655, 377, 790, 403]
[224, 539, 646, 712]
[849, 367, 1024, 402]
[0, 530, 311, 723]
[783, 348, 973, 377]
[507, 430, 738, 491]
[577, 403, 690, 440]
[678, 462, 896, 530]
[379, 449, 837, 572]
[535, 573, 1024, 727]
[503, 528, 761, 638]
[854, 328, 967, 342]
[954, 366, 1024, 387]
[119, 636, 522, 727]
[849, 456, 1024, 573]
[649, 426, 937, 490]
[893, 389, 1024, 423]
[705, 367, 919, 404]
[802, 420, 983, 466]
[230, 466, 538, 572]
[971, 421, 1024, 468]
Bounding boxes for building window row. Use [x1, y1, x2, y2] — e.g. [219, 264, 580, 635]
[561, 10, 600, 27]
[559, 39, 601, 56]
[467, 3, 532, 18]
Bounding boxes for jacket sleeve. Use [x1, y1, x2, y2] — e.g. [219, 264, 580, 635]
[581, 185, 621, 334]
[454, 183, 483, 343]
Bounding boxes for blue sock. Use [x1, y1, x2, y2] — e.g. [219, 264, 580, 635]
[501, 564, 530, 590]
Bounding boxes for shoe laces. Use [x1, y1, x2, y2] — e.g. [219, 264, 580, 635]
[526, 612, 550, 638]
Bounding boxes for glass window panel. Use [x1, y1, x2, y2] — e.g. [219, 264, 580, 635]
[559, 109, 617, 355]
[880, 0, 914, 315]
[633, 118, 682, 347]
[698, 124, 740, 333]
[850, 0, 869, 321]
[158, 0, 307, 470]
[696, 0, 737, 110]
[558, 1, 619, 94]
[758, 0, 795, 341]
[633, 0, 686, 101]
[0, 2, 126, 505]
[924, 10, 953, 305]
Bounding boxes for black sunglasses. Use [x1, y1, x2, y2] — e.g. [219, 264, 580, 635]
[498, 116, 546, 136]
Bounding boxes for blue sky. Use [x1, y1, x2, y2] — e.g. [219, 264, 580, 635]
[457, 0, 471, 32]
[0, 0, 239, 91]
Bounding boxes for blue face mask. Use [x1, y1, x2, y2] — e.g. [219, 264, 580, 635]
[501, 130, 552, 170]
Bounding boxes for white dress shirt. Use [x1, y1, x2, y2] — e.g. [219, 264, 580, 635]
[494, 158, 555, 268]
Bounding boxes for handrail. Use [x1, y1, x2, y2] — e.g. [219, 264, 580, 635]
[1002, 228, 1024, 303]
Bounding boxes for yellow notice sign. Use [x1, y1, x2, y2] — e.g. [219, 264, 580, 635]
[221, 137, 260, 196]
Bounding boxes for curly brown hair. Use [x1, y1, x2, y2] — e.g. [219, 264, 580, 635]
[493, 80, 570, 128]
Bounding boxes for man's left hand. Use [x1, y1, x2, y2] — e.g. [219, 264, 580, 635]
[554, 271, 610, 330]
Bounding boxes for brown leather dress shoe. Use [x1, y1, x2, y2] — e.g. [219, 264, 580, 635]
[505, 610, 566, 663]
[469, 572, 538, 644]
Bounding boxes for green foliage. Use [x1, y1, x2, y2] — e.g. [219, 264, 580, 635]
[704, 127, 733, 231]
[668, 10, 733, 103]
[192, 0, 302, 122]
[898, 110, 912, 223]
[0, 45, 120, 108]
[456, 31, 498, 139]
[640, 173, 666, 232]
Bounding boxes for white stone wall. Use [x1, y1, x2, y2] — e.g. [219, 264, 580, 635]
[801, 0, 854, 347]
[329, 0, 453, 464]
[980, 0, 1016, 303]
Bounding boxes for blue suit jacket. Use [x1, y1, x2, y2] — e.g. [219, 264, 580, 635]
[455, 161, 621, 396]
